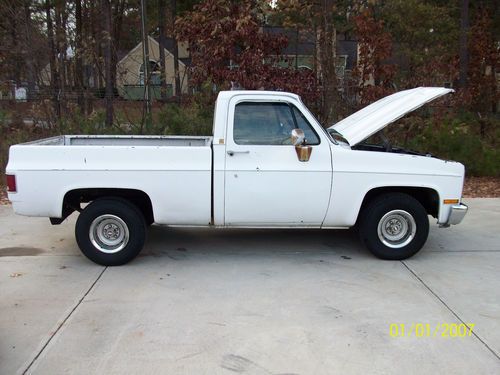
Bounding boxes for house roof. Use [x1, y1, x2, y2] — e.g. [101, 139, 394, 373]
[117, 36, 187, 68]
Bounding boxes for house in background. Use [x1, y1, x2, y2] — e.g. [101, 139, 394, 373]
[116, 36, 190, 100]
[37, 30, 357, 100]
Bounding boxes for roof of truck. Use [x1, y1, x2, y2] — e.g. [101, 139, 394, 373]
[217, 90, 301, 101]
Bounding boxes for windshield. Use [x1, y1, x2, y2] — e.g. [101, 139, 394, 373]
[298, 98, 338, 145]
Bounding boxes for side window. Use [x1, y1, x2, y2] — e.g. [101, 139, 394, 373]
[233, 102, 320, 145]
[233, 102, 295, 145]
[291, 106, 320, 145]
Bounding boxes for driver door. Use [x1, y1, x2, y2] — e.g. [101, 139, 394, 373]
[224, 97, 332, 226]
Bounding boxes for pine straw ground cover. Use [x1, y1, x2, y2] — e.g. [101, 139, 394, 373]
[1, 177, 499, 206]
[462, 177, 500, 198]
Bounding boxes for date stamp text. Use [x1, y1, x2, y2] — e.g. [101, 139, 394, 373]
[389, 323, 475, 338]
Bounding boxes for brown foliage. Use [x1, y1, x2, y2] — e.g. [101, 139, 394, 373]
[460, 9, 499, 114]
[352, 8, 396, 107]
[175, 0, 318, 103]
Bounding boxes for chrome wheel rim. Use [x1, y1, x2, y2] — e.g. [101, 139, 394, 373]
[89, 214, 129, 253]
[377, 210, 416, 249]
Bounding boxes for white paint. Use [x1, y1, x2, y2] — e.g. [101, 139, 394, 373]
[6, 88, 465, 230]
[329, 87, 454, 146]
[7, 141, 212, 225]
[223, 92, 332, 226]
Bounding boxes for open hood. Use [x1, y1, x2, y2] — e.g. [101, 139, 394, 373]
[328, 87, 454, 146]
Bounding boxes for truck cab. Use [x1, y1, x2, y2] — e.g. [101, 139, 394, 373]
[212, 91, 333, 226]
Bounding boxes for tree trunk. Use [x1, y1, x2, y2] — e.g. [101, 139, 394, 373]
[171, 0, 181, 98]
[82, 1, 93, 114]
[112, 0, 126, 90]
[23, 1, 36, 100]
[54, 3, 66, 104]
[45, 0, 61, 119]
[159, 0, 168, 101]
[295, 27, 299, 69]
[92, 0, 103, 90]
[75, 0, 85, 113]
[102, 0, 114, 127]
[140, 0, 152, 131]
[10, 15, 21, 84]
[317, 0, 338, 124]
[459, 0, 469, 88]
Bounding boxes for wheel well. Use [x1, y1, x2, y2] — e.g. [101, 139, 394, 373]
[60, 188, 154, 225]
[359, 187, 440, 220]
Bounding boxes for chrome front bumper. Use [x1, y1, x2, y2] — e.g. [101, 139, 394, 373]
[440, 203, 468, 228]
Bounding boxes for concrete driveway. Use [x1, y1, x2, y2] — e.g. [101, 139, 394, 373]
[1, 199, 499, 375]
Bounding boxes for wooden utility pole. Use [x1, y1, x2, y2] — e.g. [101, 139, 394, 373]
[459, 0, 469, 88]
[141, 0, 152, 121]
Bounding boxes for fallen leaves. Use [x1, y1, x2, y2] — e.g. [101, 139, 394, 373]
[463, 177, 500, 198]
[0, 189, 9, 205]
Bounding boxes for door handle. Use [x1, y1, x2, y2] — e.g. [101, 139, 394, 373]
[227, 150, 250, 156]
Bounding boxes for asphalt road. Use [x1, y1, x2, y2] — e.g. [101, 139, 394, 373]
[1, 199, 499, 375]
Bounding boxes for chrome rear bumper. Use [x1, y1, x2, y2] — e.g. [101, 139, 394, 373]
[440, 203, 468, 228]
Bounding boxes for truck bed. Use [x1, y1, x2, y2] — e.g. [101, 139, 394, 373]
[24, 135, 212, 147]
[7, 135, 213, 225]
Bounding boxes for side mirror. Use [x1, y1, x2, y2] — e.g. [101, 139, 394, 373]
[291, 128, 312, 162]
[291, 128, 305, 146]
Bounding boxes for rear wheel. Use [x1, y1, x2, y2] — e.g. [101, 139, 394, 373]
[359, 193, 429, 260]
[75, 198, 146, 266]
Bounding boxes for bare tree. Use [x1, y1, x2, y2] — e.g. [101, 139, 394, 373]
[101, 0, 114, 127]
[45, 0, 61, 118]
[171, 0, 180, 98]
[23, 1, 36, 100]
[140, 0, 151, 128]
[159, 0, 168, 100]
[459, 0, 469, 88]
[112, 0, 126, 88]
[54, 1, 67, 109]
[316, 0, 340, 123]
[75, 0, 85, 113]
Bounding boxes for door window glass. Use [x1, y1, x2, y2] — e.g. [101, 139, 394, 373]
[234, 102, 319, 145]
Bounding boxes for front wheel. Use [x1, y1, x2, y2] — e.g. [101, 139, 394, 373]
[75, 198, 146, 266]
[359, 193, 429, 260]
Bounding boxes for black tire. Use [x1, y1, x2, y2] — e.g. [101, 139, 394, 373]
[145, 216, 154, 227]
[359, 193, 429, 260]
[75, 197, 146, 266]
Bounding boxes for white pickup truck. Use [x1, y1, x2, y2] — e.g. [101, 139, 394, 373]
[6, 87, 468, 265]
